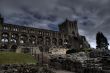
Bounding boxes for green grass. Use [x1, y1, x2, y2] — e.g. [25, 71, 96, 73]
[0, 52, 37, 64]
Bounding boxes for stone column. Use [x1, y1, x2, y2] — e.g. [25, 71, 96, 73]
[43, 36, 45, 45]
[50, 37, 52, 47]
[16, 46, 22, 53]
[0, 31, 2, 47]
[57, 38, 59, 48]
[27, 34, 30, 46]
[18, 34, 21, 45]
[35, 36, 37, 46]
[9, 32, 11, 44]
[8, 32, 12, 50]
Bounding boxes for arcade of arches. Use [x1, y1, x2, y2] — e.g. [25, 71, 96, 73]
[0, 32, 68, 53]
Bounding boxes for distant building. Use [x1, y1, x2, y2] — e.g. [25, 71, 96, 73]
[0, 15, 90, 54]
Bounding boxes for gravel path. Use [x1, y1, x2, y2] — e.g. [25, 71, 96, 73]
[54, 70, 75, 73]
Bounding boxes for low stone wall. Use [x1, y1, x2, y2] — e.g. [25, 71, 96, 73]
[82, 67, 110, 73]
[0, 64, 55, 73]
[49, 55, 110, 73]
[49, 48, 68, 55]
[49, 57, 82, 73]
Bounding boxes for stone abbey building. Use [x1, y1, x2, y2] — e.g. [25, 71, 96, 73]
[0, 15, 90, 54]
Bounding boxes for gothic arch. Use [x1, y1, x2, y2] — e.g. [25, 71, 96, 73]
[20, 34, 28, 44]
[45, 37, 51, 45]
[10, 45, 18, 52]
[1, 44, 8, 49]
[59, 39, 63, 46]
[1, 32, 9, 37]
[1, 32, 9, 43]
[37, 36, 44, 45]
[29, 35, 36, 45]
[11, 33, 19, 44]
[64, 39, 68, 44]
[52, 38, 57, 46]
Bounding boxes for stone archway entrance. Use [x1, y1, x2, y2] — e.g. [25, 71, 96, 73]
[1, 44, 8, 50]
[10, 45, 18, 52]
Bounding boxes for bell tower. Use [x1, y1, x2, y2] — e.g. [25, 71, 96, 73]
[59, 19, 79, 37]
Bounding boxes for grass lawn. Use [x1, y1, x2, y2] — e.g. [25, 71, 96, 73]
[0, 52, 37, 64]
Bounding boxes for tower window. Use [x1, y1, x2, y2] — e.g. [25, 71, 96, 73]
[3, 27, 8, 30]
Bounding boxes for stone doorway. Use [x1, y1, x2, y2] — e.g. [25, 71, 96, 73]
[10, 45, 18, 52]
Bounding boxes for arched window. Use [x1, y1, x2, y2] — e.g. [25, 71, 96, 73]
[1, 38, 9, 43]
[52, 38, 57, 45]
[1, 44, 8, 49]
[11, 34, 19, 43]
[45, 37, 51, 45]
[1, 32, 9, 43]
[37, 36, 44, 45]
[29, 35, 36, 45]
[59, 39, 63, 46]
[20, 34, 28, 44]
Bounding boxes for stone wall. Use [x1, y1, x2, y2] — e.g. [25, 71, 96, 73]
[0, 64, 55, 73]
[49, 48, 68, 54]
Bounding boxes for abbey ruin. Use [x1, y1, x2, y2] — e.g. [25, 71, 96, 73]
[0, 15, 90, 54]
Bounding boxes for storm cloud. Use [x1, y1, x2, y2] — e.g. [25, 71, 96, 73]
[0, 0, 110, 48]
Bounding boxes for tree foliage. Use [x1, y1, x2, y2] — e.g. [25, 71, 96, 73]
[66, 48, 77, 54]
[96, 32, 109, 50]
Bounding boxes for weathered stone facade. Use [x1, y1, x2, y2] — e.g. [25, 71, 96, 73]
[0, 15, 90, 54]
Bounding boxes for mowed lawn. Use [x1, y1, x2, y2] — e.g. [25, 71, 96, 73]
[0, 52, 37, 64]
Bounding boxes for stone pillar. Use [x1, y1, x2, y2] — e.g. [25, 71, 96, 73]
[18, 34, 21, 45]
[35, 36, 37, 46]
[27, 34, 30, 46]
[9, 32, 11, 44]
[16, 46, 22, 53]
[57, 38, 59, 48]
[43, 36, 45, 45]
[0, 31, 1, 48]
[30, 48, 33, 55]
[63, 38, 65, 47]
[55, 38, 57, 47]
[50, 37, 52, 47]
[0, 30, 2, 49]
[8, 32, 12, 50]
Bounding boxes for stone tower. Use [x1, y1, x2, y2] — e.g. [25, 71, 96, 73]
[59, 19, 81, 49]
[0, 14, 3, 24]
[59, 19, 79, 37]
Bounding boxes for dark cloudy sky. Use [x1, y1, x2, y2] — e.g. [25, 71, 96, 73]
[0, 0, 110, 48]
